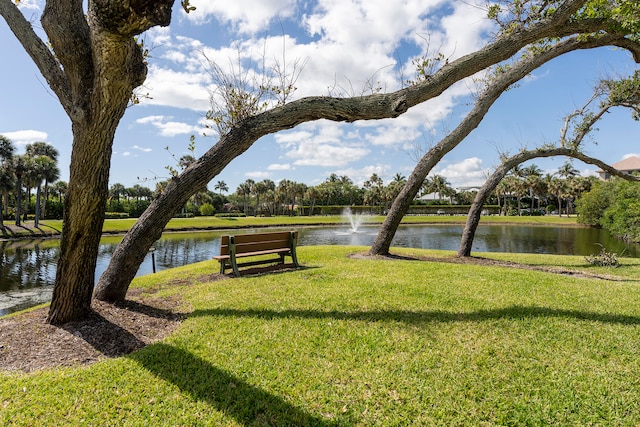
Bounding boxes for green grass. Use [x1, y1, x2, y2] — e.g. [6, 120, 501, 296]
[3, 246, 640, 425]
[29, 213, 578, 237]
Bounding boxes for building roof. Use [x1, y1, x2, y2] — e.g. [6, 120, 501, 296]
[612, 156, 640, 172]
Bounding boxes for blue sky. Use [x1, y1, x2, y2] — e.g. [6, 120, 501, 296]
[1, 0, 638, 194]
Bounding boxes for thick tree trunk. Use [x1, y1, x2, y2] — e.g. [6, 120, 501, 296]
[47, 124, 113, 323]
[39, 0, 174, 324]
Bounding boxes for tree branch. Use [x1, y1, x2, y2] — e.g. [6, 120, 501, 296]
[0, 0, 71, 112]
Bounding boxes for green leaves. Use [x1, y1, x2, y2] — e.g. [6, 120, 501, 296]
[180, 0, 196, 14]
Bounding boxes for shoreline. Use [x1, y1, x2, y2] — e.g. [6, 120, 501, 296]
[1, 215, 583, 242]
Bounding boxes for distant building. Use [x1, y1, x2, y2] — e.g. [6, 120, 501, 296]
[596, 156, 640, 180]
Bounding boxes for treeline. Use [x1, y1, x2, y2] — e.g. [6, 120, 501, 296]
[104, 160, 599, 219]
[0, 137, 63, 226]
[1, 130, 602, 223]
[577, 177, 640, 243]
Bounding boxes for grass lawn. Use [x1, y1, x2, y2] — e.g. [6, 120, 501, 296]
[2, 246, 640, 425]
[25, 213, 579, 237]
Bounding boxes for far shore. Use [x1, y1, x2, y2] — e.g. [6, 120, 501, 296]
[0, 214, 581, 241]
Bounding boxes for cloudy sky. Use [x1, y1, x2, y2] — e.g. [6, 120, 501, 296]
[1, 1, 638, 193]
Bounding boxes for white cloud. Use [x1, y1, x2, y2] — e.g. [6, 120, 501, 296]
[0, 130, 48, 147]
[623, 153, 640, 160]
[268, 163, 292, 171]
[287, 142, 370, 167]
[276, 121, 370, 167]
[188, 0, 297, 34]
[365, 126, 422, 147]
[143, 65, 211, 111]
[17, 0, 40, 11]
[245, 170, 271, 179]
[434, 157, 488, 187]
[135, 115, 201, 137]
[132, 145, 152, 153]
[334, 164, 390, 186]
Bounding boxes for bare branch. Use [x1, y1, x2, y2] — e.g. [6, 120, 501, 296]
[0, 0, 71, 112]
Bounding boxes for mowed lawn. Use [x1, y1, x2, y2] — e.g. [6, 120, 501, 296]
[3, 246, 640, 426]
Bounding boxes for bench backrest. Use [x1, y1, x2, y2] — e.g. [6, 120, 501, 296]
[219, 231, 298, 256]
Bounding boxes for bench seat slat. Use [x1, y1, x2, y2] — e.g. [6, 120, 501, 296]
[213, 231, 300, 276]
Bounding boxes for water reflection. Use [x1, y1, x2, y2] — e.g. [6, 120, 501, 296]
[2, 224, 639, 316]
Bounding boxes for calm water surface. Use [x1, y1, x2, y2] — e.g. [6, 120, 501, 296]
[1, 223, 637, 315]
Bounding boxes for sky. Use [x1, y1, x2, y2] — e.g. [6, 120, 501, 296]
[1, 0, 639, 194]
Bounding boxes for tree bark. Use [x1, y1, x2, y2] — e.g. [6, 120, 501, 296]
[369, 33, 640, 256]
[0, 0, 174, 324]
[457, 150, 640, 257]
[46, 1, 173, 324]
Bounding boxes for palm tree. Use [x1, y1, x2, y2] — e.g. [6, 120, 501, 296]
[363, 173, 384, 207]
[10, 155, 30, 226]
[51, 181, 68, 203]
[423, 175, 451, 202]
[31, 156, 58, 226]
[24, 142, 60, 222]
[214, 180, 228, 195]
[110, 183, 126, 202]
[0, 168, 13, 228]
[0, 136, 15, 221]
[305, 186, 320, 216]
[253, 181, 268, 216]
[236, 180, 253, 215]
[557, 161, 579, 180]
[522, 164, 542, 212]
[392, 173, 406, 184]
[178, 154, 195, 171]
[547, 176, 567, 216]
[277, 179, 293, 215]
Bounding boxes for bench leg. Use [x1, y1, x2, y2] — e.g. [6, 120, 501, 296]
[219, 260, 226, 275]
[290, 249, 300, 268]
[230, 253, 240, 277]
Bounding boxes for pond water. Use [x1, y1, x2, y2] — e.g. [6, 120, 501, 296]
[1, 223, 637, 316]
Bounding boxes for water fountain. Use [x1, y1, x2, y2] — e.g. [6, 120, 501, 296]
[341, 208, 363, 234]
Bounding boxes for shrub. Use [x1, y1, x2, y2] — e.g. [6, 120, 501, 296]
[105, 212, 129, 219]
[584, 244, 620, 267]
[199, 203, 215, 216]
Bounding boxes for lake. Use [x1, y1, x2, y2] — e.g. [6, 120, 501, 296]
[1, 223, 637, 316]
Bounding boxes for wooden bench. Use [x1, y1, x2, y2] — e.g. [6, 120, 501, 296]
[213, 231, 300, 277]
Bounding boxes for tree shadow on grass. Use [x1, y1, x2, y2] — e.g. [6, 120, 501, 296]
[128, 343, 336, 427]
[191, 305, 640, 326]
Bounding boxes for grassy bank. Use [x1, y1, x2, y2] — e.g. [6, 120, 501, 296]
[3, 246, 640, 425]
[3, 214, 579, 239]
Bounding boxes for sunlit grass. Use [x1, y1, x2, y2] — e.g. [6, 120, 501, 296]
[2, 246, 640, 425]
[33, 213, 579, 236]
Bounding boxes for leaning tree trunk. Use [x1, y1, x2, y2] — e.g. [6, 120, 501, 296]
[369, 34, 632, 256]
[457, 149, 640, 257]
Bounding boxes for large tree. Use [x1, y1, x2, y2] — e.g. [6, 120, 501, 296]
[458, 71, 640, 257]
[368, 7, 640, 256]
[0, 0, 175, 323]
[3, 1, 638, 318]
[94, 0, 640, 302]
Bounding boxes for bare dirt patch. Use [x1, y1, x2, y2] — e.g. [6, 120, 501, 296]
[0, 289, 186, 373]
